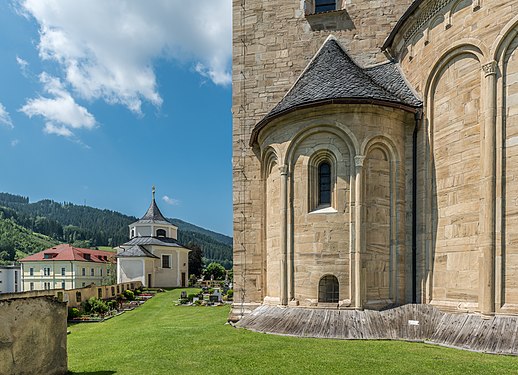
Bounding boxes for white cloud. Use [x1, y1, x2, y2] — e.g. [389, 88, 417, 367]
[19, 0, 231, 114]
[16, 56, 29, 73]
[0, 103, 13, 128]
[11, 139, 19, 147]
[19, 72, 96, 137]
[162, 195, 180, 206]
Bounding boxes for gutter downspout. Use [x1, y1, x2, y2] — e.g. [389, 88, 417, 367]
[412, 109, 423, 303]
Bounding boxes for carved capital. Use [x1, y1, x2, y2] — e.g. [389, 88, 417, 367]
[482, 61, 497, 77]
[354, 155, 365, 168]
[279, 165, 289, 176]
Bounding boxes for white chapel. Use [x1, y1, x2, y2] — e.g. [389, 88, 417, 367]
[116, 187, 190, 288]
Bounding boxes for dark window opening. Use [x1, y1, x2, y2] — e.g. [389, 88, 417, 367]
[318, 162, 331, 206]
[318, 275, 339, 303]
[162, 255, 171, 269]
[84, 253, 91, 261]
[76, 292, 82, 303]
[315, 0, 336, 13]
[156, 229, 166, 237]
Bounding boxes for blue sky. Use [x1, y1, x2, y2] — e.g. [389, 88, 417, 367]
[0, 1, 233, 236]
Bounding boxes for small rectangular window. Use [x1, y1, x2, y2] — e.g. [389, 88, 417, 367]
[76, 291, 82, 302]
[98, 288, 102, 298]
[61, 281, 65, 289]
[61, 267, 66, 276]
[29, 267, 34, 276]
[30, 282, 34, 291]
[315, 0, 336, 13]
[90, 268, 94, 276]
[162, 255, 171, 268]
[100, 268, 103, 277]
[82, 268, 86, 276]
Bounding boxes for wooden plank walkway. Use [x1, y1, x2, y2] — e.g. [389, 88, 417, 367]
[236, 304, 518, 355]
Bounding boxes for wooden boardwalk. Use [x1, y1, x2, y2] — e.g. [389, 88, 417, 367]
[236, 304, 518, 355]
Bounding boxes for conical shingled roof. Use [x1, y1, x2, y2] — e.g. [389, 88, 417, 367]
[137, 197, 171, 225]
[250, 37, 422, 145]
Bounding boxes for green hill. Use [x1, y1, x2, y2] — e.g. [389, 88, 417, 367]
[0, 192, 232, 267]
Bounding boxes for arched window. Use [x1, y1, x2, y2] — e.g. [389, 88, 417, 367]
[315, 0, 336, 13]
[130, 229, 135, 238]
[156, 229, 166, 237]
[318, 162, 331, 206]
[318, 275, 339, 303]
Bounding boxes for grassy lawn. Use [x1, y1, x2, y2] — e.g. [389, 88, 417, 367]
[68, 289, 518, 375]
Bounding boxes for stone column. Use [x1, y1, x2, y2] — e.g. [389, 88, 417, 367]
[354, 155, 365, 309]
[280, 164, 289, 306]
[479, 60, 497, 314]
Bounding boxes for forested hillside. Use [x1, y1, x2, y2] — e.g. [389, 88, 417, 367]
[0, 192, 232, 267]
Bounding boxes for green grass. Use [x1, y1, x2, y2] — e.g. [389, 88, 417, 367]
[68, 290, 518, 375]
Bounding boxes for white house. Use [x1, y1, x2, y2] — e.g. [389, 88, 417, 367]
[19, 244, 115, 291]
[0, 264, 21, 293]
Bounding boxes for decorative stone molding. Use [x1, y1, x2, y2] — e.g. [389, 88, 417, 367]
[279, 164, 289, 176]
[354, 155, 365, 168]
[404, 0, 451, 44]
[482, 61, 497, 77]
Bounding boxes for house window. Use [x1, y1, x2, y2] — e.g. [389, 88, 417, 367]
[61, 267, 66, 276]
[107, 268, 110, 275]
[76, 291, 82, 302]
[156, 229, 166, 237]
[61, 281, 66, 289]
[82, 268, 86, 276]
[131, 228, 135, 238]
[111, 286, 115, 296]
[318, 275, 339, 303]
[29, 267, 34, 276]
[162, 255, 171, 269]
[84, 253, 91, 261]
[82, 282, 86, 287]
[98, 288, 102, 298]
[315, 0, 336, 13]
[318, 161, 331, 206]
[43, 267, 51, 276]
[100, 268, 103, 277]
[90, 268, 94, 276]
[44, 282, 51, 290]
[30, 282, 34, 291]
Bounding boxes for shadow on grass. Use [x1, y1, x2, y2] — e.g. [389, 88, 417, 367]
[68, 371, 116, 375]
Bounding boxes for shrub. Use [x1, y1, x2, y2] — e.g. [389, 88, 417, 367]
[107, 300, 118, 310]
[68, 307, 81, 318]
[226, 289, 233, 300]
[83, 297, 109, 315]
[123, 289, 135, 301]
[187, 293, 198, 302]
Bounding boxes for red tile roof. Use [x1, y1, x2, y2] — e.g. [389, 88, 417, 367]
[19, 244, 116, 263]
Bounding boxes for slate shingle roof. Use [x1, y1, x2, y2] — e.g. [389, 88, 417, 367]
[250, 37, 422, 145]
[122, 236, 185, 248]
[136, 198, 171, 226]
[117, 244, 159, 259]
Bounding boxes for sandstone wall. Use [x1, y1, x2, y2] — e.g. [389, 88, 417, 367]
[252, 105, 411, 308]
[232, 0, 414, 310]
[0, 296, 67, 375]
[387, 0, 518, 313]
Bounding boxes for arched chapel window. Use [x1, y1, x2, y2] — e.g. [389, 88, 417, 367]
[318, 275, 339, 303]
[315, 0, 336, 13]
[156, 229, 166, 237]
[318, 161, 331, 206]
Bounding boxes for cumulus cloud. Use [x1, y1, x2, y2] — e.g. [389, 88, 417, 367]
[162, 195, 180, 206]
[19, 72, 96, 137]
[19, 0, 231, 114]
[0, 103, 13, 127]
